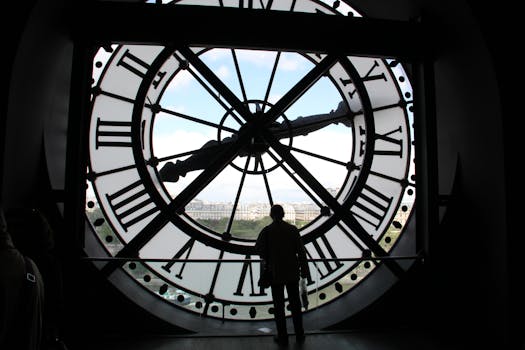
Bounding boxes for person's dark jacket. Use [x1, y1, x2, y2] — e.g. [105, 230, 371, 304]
[0, 229, 44, 350]
[255, 220, 310, 284]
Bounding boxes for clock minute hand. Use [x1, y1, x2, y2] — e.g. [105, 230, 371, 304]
[270, 101, 353, 139]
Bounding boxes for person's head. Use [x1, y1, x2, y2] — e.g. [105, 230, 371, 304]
[270, 204, 285, 222]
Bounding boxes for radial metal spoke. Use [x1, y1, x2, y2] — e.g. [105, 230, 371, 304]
[148, 103, 238, 134]
[88, 163, 136, 179]
[267, 149, 323, 208]
[203, 250, 225, 315]
[231, 48, 248, 104]
[263, 54, 338, 122]
[262, 51, 281, 112]
[97, 88, 135, 104]
[178, 47, 253, 123]
[261, 0, 274, 9]
[257, 155, 274, 206]
[156, 143, 226, 163]
[226, 155, 252, 234]
[289, 146, 348, 167]
[173, 51, 244, 126]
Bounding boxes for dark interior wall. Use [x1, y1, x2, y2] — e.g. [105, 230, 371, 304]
[329, 0, 510, 345]
[466, 3, 521, 348]
[1, 0, 516, 348]
[2, 0, 72, 208]
[0, 1, 36, 203]
[423, 1, 508, 345]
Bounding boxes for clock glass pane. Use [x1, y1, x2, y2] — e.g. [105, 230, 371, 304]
[84, 0, 417, 330]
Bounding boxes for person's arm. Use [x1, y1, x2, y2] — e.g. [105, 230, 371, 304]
[295, 228, 310, 279]
[255, 228, 267, 259]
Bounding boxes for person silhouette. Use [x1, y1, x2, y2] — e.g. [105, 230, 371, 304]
[255, 204, 310, 346]
[0, 207, 44, 350]
[5, 206, 68, 350]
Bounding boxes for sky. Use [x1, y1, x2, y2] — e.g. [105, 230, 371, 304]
[89, 0, 416, 207]
[90, 43, 416, 207]
[151, 48, 354, 203]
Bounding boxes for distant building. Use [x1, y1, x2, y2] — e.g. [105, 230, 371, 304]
[184, 200, 297, 224]
[292, 203, 320, 221]
[185, 199, 231, 220]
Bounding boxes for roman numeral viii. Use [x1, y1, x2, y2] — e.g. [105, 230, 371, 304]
[351, 184, 393, 230]
[105, 180, 159, 232]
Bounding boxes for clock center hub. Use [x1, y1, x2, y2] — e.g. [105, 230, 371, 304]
[217, 100, 293, 175]
[237, 115, 271, 157]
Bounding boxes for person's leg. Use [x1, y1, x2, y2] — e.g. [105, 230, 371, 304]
[285, 281, 305, 341]
[271, 283, 288, 342]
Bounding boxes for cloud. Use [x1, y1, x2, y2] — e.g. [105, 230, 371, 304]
[195, 48, 307, 74]
[278, 54, 304, 71]
[234, 50, 306, 72]
[215, 65, 230, 80]
[166, 69, 193, 91]
[236, 50, 278, 67]
[201, 48, 231, 61]
[268, 94, 283, 104]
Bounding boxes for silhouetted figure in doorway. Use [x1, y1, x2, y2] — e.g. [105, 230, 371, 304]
[255, 204, 310, 346]
[0, 207, 45, 350]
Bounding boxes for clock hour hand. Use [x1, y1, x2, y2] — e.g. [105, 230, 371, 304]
[270, 101, 352, 139]
[159, 137, 236, 182]
[158, 127, 267, 183]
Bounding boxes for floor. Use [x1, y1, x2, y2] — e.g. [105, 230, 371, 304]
[68, 328, 467, 350]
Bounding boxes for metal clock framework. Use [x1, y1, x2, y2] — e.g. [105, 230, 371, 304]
[82, 0, 423, 332]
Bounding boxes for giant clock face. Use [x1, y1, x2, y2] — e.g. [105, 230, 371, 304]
[84, 0, 416, 332]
